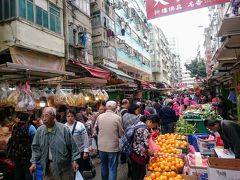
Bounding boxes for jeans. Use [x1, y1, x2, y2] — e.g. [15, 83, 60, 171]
[99, 151, 119, 180]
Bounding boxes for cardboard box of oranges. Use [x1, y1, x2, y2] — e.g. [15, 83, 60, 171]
[148, 155, 184, 173]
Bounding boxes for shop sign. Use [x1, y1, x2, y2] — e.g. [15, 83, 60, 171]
[147, 0, 230, 20]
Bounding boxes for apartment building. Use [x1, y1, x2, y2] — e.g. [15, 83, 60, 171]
[114, 0, 152, 80]
[203, 4, 230, 79]
[90, 0, 117, 68]
[0, 0, 65, 72]
[67, 0, 93, 65]
[149, 25, 171, 84]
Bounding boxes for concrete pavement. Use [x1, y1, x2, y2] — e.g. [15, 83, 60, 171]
[83, 157, 130, 180]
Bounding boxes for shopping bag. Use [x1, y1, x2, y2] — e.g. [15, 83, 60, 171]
[75, 171, 84, 180]
[148, 136, 160, 154]
[91, 138, 97, 150]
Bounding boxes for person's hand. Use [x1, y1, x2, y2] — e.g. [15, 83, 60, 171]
[72, 161, 79, 172]
[29, 163, 37, 174]
[147, 149, 154, 156]
[83, 152, 89, 159]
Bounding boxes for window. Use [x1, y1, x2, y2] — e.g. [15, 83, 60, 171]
[70, 0, 90, 16]
[49, 3, 61, 33]
[0, 0, 16, 20]
[27, 0, 33, 22]
[91, 13, 101, 26]
[36, 6, 42, 25]
[0, 1, 2, 20]
[4, 0, 10, 19]
[19, 0, 26, 18]
[42, 10, 48, 28]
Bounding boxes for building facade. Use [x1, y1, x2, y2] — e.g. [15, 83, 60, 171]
[114, 0, 152, 80]
[90, 0, 117, 68]
[149, 25, 171, 84]
[0, 0, 65, 71]
[67, 0, 93, 65]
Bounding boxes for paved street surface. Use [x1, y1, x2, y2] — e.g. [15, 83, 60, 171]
[83, 157, 130, 180]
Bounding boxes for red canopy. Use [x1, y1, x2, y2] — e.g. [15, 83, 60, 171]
[69, 60, 111, 80]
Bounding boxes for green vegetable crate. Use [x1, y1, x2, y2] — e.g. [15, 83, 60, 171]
[184, 118, 210, 134]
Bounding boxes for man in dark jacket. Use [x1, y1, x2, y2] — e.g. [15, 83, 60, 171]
[158, 101, 177, 134]
[204, 119, 240, 159]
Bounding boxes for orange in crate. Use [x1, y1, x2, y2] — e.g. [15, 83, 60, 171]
[144, 171, 184, 180]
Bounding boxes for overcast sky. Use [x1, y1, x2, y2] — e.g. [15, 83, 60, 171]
[149, 7, 210, 64]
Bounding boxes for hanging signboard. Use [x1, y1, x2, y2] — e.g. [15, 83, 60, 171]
[147, 0, 230, 20]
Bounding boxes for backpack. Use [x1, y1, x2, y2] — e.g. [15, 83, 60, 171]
[6, 123, 32, 165]
[120, 120, 147, 155]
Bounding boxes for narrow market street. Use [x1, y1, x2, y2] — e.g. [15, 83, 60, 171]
[83, 158, 129, 180]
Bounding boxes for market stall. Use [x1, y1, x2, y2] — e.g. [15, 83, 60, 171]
[182, 104, 222, 133]
[143, 129, 240, 180]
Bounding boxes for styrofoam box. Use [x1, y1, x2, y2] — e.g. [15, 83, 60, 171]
[197, 138, 216, 155]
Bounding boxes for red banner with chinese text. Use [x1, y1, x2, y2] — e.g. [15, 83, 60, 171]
[147, 0, 230, 20]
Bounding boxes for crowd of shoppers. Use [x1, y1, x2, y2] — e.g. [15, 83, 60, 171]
[5, 91, 240, 180]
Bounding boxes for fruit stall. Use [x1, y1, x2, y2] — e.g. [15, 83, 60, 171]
[144, 129, 240, 180]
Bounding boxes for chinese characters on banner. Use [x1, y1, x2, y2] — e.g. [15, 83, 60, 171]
[147, 0, 230, 20]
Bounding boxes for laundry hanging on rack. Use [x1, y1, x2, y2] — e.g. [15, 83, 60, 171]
[121, 28, 125, 36]
[79, 32, 87, 47]
[106, 29, 115, 37]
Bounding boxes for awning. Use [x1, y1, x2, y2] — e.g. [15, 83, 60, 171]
[102, 65, 135, 82]
[141, 80, 157, 90]
[218, 16, 240, 37]
[9, 47, 65, 71]
[69, 60, 111, 80]
[215, 35, 240, 62]
[0, 62, 75, 82]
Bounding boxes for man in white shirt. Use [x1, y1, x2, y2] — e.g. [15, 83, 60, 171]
[95, 101, 124, 180]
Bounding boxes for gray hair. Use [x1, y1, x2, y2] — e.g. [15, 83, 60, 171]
[106, 100, 117, 110]
[43, 107, 56, 116]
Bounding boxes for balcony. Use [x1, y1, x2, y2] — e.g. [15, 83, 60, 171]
[116, 24, 150, 60]
[93, 43, 117, 63]
[0, 1, 64, 57]
[213, 8, 240, 74]
[117, 49, 151, 75]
